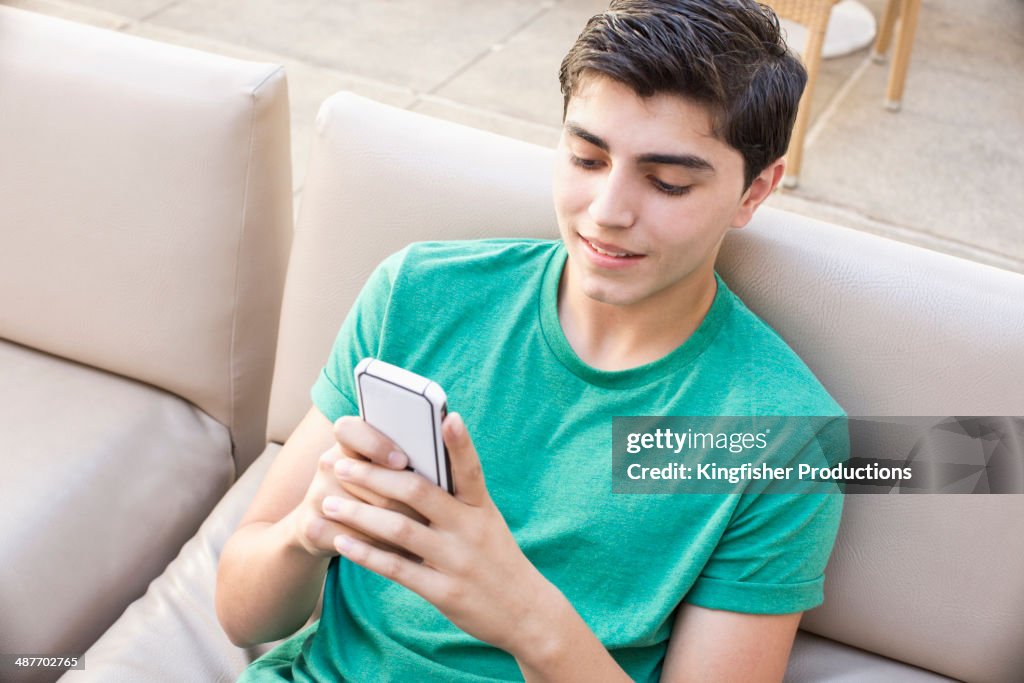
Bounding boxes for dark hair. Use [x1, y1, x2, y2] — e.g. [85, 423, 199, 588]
[559, 0, 806, 188]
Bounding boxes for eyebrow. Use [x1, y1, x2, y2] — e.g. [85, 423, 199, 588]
[564, 122, 716, 174]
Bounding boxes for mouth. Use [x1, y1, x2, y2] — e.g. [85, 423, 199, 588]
[578, 233, 644, 260]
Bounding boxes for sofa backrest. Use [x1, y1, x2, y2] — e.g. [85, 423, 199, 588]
[267, 92, 558, 437]
[267, 91, 1024, 682]
[0, 6, 292, 471]
[716, 212, 1024, 682]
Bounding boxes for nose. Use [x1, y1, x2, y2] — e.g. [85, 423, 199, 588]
[588, 167, 636, 230]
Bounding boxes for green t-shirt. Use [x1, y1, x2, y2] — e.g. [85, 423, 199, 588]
[240, 239, 845, 682]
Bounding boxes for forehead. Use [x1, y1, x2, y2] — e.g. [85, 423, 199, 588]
[564, 75, 741, 171]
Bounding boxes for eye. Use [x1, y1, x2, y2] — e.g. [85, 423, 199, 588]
[569, 153, 603, 170]
[650, 177, 691, 197]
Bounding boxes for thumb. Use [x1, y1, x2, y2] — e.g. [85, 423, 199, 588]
[443, 412, 489, 506]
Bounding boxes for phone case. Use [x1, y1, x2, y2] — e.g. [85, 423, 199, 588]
[354, 358, 452, 494]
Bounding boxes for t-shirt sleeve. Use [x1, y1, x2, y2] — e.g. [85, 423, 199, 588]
[685, 417, 848, 614]
[310, 248, 407, 422]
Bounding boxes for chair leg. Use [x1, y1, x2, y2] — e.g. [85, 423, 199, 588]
[783, 21, 829, 189]
[872, 0, 900, 63]
[783, 92, 811, 188]
[885, 0, 922, 111]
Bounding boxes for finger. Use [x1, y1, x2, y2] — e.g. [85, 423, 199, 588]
[334, 534, 443, 603]
[442, 413, 489, 506]
[297, 490, 396, 559]
[308, 515, 392, 554]
[323, 445, 427, 524]
[335, 458, 455, 525]
[339, 480, 429, 525]
[308, 457, 415, 556]
[317, 447, 383, 507]
[338, 478, 392, 509]
[334, 415, 409, 469]
[334, 447, 410, 510]
[323, 495, 438, 563]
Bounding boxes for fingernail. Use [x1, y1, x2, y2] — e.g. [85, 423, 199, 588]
[387, 451, 408, 469]
[335, 459, 353, 477]
[449, 412, 464, 437]
[335, 535, 353, 553]
[323, 496, 341, 514]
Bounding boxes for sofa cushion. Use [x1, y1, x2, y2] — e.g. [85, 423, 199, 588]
[0, 339, 232, 674]
[786, 631, 957, 682]
[63, 445, 299, 683]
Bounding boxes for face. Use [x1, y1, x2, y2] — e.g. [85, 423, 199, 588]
[553, 74, 778, 312]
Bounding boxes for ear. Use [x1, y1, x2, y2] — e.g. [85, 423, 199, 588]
[731, 157, 785, 229]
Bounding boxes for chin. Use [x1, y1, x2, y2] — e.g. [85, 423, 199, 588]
[579, 279, 642, 308]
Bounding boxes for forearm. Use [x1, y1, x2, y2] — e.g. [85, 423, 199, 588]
[215, 509, 330, 647]
[513, 584, 632, 683]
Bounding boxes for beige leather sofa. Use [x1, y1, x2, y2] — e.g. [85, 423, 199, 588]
[4, 7, 1023, 683]
[68, 90, 1024, 682]
[0, 7, 291, 681]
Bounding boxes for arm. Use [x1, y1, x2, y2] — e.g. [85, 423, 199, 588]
[510, 590, 632, 683]
[511, 599, 800, 683]
[215, 406, 335, 647]
[320, 412, 633, 681]
[215, 406, 411, 647]
[660, 604, 801, 682]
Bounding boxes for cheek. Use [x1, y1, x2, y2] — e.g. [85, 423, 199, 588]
[552, 165, 590, 219]
[645, 204, 725, 256]
[665, 192, 736, 234]
[551, 161, 569, 216]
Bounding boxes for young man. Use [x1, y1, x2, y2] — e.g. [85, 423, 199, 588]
[217, 1, 845, 680]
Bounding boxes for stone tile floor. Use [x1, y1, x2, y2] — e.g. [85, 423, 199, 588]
[5, 0, 1022, 272]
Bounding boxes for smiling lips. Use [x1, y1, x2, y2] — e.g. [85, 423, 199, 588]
[579, 233, 644, 259]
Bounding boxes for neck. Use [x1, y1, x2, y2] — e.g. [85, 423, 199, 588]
[556, 260, 718, 372]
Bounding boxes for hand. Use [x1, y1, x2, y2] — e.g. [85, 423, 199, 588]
[320, 412, 560, 657]
[331, 416, 427, 528]
[290, 417, 421, 559]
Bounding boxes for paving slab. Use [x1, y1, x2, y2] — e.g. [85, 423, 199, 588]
[434, 0, 605, 127]
[134, 0, 548, 94]
[913, 0, 1023, 77]
[0, 0, 129, 28]
[790, 76, 1024, 263]
[38, 0, 173, 21]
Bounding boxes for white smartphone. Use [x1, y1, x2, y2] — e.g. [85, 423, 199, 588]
[353, 358, 453, 494]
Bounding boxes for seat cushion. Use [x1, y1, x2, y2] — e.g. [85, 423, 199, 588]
[0, 339, 232, 674]
[786, 631, 958, 682]
[63, 444, 302, 683]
